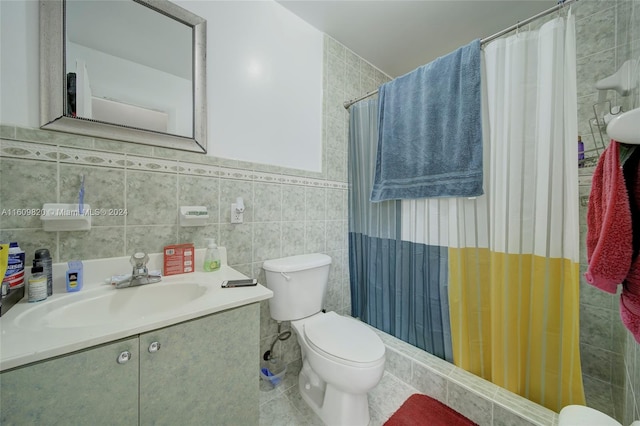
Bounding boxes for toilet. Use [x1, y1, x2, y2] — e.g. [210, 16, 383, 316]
[263, 253, 386, 426]
[558, 405, 640, 426]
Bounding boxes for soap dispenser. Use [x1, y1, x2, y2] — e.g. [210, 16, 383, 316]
[203, 238, 221, 272]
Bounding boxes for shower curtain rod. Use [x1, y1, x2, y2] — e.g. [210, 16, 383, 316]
[343, 0, 578, 109]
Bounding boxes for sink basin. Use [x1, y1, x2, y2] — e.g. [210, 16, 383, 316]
[15, 283, 208, 330]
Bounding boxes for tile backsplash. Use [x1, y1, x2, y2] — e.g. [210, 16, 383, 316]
[0, 34, 391, 369]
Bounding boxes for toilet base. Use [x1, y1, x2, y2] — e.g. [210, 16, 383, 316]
[298, 364, 370, 426]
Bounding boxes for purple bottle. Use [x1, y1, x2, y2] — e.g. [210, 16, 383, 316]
[578, 136, 585, 168]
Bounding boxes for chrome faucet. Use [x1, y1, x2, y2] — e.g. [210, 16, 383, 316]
[114, 252, 162, 289]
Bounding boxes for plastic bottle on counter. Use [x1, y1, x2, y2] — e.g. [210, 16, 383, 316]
[28, 266, 47, 302]
[34, 248, 53, 296]
[203, 238, 221, 272]
[4, 242, 25, 289]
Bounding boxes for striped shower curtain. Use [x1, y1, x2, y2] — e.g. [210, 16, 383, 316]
[348, 99, 453, 361]
[348, 12, 584, 412]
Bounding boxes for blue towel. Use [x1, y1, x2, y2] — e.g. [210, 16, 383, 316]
[371, 39, 483, 202]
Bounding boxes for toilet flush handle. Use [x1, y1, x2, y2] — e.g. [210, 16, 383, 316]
[280, 272, 291, 281]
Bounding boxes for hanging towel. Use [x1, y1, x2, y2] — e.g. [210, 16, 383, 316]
[621, 263, 640, 344]
[371, 39, 483, 202]
[585, 140, 633, 293]
[620, 147, 640, 343]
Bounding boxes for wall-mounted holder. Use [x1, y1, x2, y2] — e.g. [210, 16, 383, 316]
[40, 203, 91, 231]
[179, 206, 209, 227]
[231, 197, 245, 224]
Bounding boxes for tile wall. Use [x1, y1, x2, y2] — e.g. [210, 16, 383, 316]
[2, 3, 638, 422]
[576, 0, 640, 423]
[0, 35, 390, 370]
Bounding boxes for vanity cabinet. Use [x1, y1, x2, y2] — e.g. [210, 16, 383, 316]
[0, 303, 260, 425]
[139, 303, 259, 425]
[0, 337, 139, 425]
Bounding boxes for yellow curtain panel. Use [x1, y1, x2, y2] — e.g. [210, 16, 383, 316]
[449, 248, 585, 411]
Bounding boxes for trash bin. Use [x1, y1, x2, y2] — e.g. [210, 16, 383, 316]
[260, 358, 287, 388]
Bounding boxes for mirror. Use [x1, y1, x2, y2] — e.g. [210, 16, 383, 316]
[40, 0, 207, 153]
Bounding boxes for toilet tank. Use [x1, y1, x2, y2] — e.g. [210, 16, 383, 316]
[262, 254, 331, 321]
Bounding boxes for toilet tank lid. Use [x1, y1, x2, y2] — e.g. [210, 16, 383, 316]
[263, 254, 331, 272]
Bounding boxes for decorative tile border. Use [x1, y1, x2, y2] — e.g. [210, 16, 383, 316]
[58, 146, 126, 169]
[0, 139, 58, 162]
[0, 130, 347, 190]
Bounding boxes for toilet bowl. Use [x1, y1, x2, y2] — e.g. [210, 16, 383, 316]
[262, 253, 386, 426]
[291, 311, 385, 426]
[558, 405, 640, 426]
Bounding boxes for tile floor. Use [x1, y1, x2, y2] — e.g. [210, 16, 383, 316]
[259, 359, 417, 426]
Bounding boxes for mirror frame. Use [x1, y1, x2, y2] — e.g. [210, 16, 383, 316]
[39, 0, 207, 153]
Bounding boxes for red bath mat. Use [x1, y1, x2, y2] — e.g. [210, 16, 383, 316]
[384, 393, 478, 426]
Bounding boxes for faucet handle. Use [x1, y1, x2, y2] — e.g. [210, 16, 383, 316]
[131, 252, 149, 268]
[130, 252, 150, 277]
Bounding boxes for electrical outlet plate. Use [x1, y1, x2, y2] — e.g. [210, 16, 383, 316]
[231, 203, 243, 224]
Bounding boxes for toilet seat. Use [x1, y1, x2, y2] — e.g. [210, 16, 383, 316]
[302, 312, 385, 367]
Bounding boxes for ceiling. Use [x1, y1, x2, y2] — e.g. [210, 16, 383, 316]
[276, 0, 558, 77]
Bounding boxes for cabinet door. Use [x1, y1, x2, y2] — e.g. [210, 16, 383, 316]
[0, 337, 138, 425]
[139, 303, 260, 426]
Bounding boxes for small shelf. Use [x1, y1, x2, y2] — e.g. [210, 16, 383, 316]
[179, 206, 208, 227]
[40, 203, 91, 232]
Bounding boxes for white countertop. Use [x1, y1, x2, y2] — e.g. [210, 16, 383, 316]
[0, 250, 272, 372]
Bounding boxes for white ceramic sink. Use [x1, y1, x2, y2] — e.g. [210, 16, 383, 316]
[14, 283, 208, 330]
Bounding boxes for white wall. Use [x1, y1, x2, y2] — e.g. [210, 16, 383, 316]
[0, 0, 324, 173]
[67, 42, 192, 137]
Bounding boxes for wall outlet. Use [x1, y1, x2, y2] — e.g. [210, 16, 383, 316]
[231, 203, 244, 224]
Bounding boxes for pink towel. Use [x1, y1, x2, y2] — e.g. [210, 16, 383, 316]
[585, 141, 633, 293]
[585, 140, 640, 343]
[621, 261, 640, 343]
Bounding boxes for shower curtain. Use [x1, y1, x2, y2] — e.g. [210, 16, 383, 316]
[348, 99, 453, 361]
[348, 12, 584, 412]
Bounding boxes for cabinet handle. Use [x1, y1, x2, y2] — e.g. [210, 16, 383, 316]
[148, 341, 161, 353]
[117, 351, 132, 364]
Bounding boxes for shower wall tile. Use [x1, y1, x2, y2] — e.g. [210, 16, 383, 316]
[581, 342, 613, 382]
[577, 2, 638, 422]
[576, 47, 616, 99]
[575, 0, 615, 21]
[577, 6, 617, 58]
[580, 303, 614, 350]
[583, 374, 617, 418]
